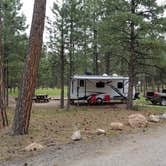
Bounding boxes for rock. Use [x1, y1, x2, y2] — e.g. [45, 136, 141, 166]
[149, 115, 160, 123]
[110, 122, 124, 130]
[160, 113, 166, 120]
[128, 114, 148, 128]
[96, 129, 106, 135]
[25, 142, 44, 151]
[71, 130, 81, 141]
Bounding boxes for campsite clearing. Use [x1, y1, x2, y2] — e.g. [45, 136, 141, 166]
[0, 97, 166, 162]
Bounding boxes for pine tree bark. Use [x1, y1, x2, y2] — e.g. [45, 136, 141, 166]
[67, 3, 74, 110]
[0, 14, 4, 128]
[60, 8, 65, 109]
[0, 13, 8, 128]
[93, 29, 99, 75]
[11, 0, 46, 135]
[127, 0, 136, 109]
[105, 52, 111, 75]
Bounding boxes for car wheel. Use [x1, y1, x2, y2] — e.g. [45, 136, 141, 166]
[160, 98, 166, 106]
[151, 101, 157, 105]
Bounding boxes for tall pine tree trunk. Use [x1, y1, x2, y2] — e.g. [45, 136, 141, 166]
[67, 2, 74, 110]
[0, 14, 5, 128]
[60, 8, 65, 109]
[127, 0, 136, 109]
[0, 13, 8, 128]
[93, 29, 99, 75]
[11, 0, 46, 135]
[127, 54, 135, 109]
[105, 52, 111, 75]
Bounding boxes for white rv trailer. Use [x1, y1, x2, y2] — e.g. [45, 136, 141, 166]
[70, 75, 136, 104]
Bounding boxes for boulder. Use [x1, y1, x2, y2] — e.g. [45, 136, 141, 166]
[128, 114, 148, 128]
[96, 129, 106, 135]
[149, 115, 160, 123]
[25, 142, 44, 151]
[71, 130, 81, 141]
[110, 122, 124, 130]
[160, 113, 166, 120]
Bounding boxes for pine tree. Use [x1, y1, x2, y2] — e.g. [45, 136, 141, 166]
[47, 1, 68, 108]
[2, 0, 28, 101]
[12, 0, 46, 135]
[102, 0, 166, 109]
[0, 9, 8, 128]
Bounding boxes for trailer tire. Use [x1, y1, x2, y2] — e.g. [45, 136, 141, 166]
[96, 98, 103, 105]
[70, 100, 74, 105]
[87, 99, 93, 105]
[160, 98, 166, 106]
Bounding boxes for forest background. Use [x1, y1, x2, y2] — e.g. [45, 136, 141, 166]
[1, 0, 166, 108]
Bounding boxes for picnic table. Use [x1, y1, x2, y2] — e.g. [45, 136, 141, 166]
[33, 94, 50, 103]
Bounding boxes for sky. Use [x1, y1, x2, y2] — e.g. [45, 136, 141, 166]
[21, 0, 166, 35]
[20, 0, 54, 35]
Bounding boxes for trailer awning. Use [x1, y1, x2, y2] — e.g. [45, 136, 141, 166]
[72, 75, 129, 80]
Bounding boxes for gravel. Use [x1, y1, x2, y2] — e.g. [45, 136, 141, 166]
[1, 125, 166, 166]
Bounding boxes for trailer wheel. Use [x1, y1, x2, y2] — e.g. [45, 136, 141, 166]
[96, 98, 103, 105]
[87, 96, 96, 105]
[160, 98, 166, 106]
[87, 99, 93, 105]
[70, 100, 74, 105]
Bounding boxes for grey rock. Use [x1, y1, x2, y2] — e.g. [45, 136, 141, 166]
[71, 130, 81, 141]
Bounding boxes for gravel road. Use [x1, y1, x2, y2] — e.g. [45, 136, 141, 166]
[1, 125, 166, 166]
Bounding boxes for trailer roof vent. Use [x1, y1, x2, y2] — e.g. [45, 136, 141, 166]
[102, 73, 108, 76]
[112, 73, 118, 77]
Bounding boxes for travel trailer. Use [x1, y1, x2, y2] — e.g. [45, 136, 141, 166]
[70, 74, 137, 104]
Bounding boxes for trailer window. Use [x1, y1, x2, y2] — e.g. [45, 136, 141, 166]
[117, 82, 123, 89]
[96, 81, 105, 88]
[80, 80, 84, 87]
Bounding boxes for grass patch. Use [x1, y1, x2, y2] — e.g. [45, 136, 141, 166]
[9, 87, 67, 97]
[134, 94, 149, 105]
[138, 104, 166, 111]
[9, 89, 18, 97]
[134, 94, 166, 111]
[35, 87, 67, 97]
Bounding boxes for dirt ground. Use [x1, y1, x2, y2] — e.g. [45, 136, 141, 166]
[0, 97, 165, 162]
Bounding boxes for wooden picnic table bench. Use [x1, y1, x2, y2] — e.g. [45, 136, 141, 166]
[33, 94, 50, 103]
